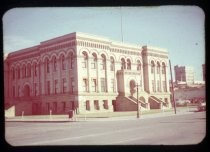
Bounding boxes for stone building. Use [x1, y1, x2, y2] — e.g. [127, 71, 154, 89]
[4, 32, 171, 116]
[174, 65, 194, 85]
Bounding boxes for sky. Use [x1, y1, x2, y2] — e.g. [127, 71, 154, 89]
[3, 6, 205, 81]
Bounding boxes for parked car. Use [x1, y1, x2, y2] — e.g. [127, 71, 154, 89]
[197, 102, 206, 111]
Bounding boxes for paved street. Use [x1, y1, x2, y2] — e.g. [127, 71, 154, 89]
[5, 111, 206, 146]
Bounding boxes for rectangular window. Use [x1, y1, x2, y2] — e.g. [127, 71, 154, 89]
[62, 78, 67, 93]
[47, 81, 50, 95]
[92, 79, 97, 92]
[83, 78, 88, 92]
[34, 83, 38, 96]
[162, 67, 165, 74]
[103, 100, 108, 109]
[54, 80, 58, 94]
[86, 100, 90, 111]
[70, 77, 74, 93]
[111, 79, 115, 92]
[91, 62, 96, 69]
[101, 78, 106, 92]
[94, 100, 99, 110]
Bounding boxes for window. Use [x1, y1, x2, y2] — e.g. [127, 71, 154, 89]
[92, 79, 97, 92]
[82, 52, 88, 68]
[12, 68, 15, 80]
[53, 57, 58, 72]
[46, 59, 50, 73]
[101, 54, 106, 70]
[151, 61, 155, 74]
[83, 78, 88, 92]
[103, 100, 108, 109]
[157, 63, 160, 74]
[152, 80, 156, 92]
[54, 80, 58, 94]
[162, 63, 166, 74]
[27, 64, 31, 77]
[22, 65, 26, 78]
[34, 63, 38, 77]
[62, 78, 67, 93]
[70, 77, 74, 93]
[162, 81, 167, 92]
[17, 67, 20, 79]
[47, 81, 50, 95]
[91, 54, 97, 69]
[111, 79, 115, 92]
[94, 100, 99, 110]
[127, 59, 131, 70]
[86, 100, 90, 111]
[101, 78, 106, 92]
[61, 55, 66, 70]
[69, 52, 74, 69]
[110, 57, 115, 71]
[137, 60, 141, 71]
[121, 58, 126, 70]
[34, 83, 38, 96]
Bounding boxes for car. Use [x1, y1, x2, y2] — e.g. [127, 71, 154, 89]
[197, 102, 206, 111]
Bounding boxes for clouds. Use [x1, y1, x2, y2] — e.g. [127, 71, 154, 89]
[3, 35, 37, 53]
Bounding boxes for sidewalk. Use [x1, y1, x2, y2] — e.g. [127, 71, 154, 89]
[5, 107, 198, 122]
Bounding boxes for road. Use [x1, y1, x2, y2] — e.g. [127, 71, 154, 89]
[5, 111, 206, 146]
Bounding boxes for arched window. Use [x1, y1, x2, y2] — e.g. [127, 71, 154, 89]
[24, 85, 30, 97]
[45, 58, 50, 73]
[162, 62, 166, 74]
[69, 52, 73, 69]
[82, 52, 88, 68]
[137, 60, 141, 71]
[11, 67, 15, 80]
[34, 63, 38, 77]
[91, 53, 97, 69]
[101, 54, 106, 70]
[151, 61, 155, 74]
[61, 54, 66, 70]
[52, 56, 57, 72]
[17, 67, 20, 79]
[22, 65, 26, 78]
[157, 62, 160, 74]
[121, 58, 126, 70]
[127, 59, 131, 70]
[110, 57, 115, 71]
[27, 64, 31, 77]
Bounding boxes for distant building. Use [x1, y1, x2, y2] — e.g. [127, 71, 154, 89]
[202, 64, 205, 81]
[4, 32, 172, 116]
[174, 65, 194, 85]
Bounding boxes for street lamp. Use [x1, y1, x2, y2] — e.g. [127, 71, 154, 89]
[136, 83, 141, 118]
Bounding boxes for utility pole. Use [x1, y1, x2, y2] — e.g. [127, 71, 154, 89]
[169, 60, 176, 114]
[136, 83, 140, 118]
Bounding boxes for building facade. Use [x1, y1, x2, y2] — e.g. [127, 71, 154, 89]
[174, 65, 194, 85]
[4, 32, 171, 116]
